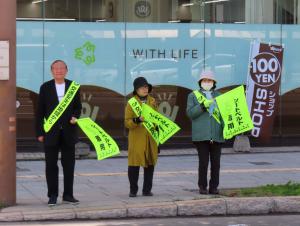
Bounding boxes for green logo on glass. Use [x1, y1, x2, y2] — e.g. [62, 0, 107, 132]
[74, 41, 96, 65]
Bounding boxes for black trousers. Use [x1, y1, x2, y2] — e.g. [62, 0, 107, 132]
[128, 165, 154, 194]
[194, 141, 222, 190]
[44, 131, 75, 198]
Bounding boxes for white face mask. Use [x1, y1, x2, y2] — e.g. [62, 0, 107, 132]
[201, 82, 214, 91]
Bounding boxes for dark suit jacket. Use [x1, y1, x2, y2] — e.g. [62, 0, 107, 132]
[36, 79, 82, 147]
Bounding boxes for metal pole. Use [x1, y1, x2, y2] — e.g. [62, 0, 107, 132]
[0, 0, 16, 206]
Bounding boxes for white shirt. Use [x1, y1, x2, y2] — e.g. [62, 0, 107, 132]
[55, 83, 65, 102]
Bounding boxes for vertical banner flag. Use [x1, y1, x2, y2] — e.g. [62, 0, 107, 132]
[216, 86, 254, 140]
[246, 41, 284, 142]
[77, 117, 120, 160]
[142, 103, 181, 144]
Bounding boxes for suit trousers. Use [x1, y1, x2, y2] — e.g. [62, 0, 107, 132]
[128, 165, 154, 194]
[194, 141, 222, 190]
[44, 130, 75, 198]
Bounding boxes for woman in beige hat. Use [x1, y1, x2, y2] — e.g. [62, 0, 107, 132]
[186, 70, 224, 195]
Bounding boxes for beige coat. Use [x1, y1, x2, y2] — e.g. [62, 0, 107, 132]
[125, 95, 158, 167]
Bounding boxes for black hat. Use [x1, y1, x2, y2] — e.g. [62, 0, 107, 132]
[133, 77, 152, 95]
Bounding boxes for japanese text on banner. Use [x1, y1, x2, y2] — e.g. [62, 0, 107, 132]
[77, 117, 120, 160]
[142, 103, 180, 144]
[246, 41, 284, 142]
[44, 81, 80, 133]
[128, 97, 159, 144]
[216, 86, 254, 140]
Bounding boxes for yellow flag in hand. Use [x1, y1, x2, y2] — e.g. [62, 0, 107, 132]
[77, 117, 120, 160]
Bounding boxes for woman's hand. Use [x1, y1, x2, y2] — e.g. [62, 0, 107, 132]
[133, 116, 144, 124]
[70, 117, 77, 124]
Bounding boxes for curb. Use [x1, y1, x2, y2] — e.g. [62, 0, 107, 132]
[1, 197, 300, 222]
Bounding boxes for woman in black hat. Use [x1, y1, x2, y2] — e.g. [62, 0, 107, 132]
[124, 77, 159, 197]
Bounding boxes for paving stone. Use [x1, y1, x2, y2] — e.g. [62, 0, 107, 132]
[127, 203, 177, 218]
[177, 199, 226, 216]
[0, 212, 23, 222]
[226, 197, 273, 215]
[273, 196, 300, 213]
[76, 207, 126, 219]
[23, 209, 75, 221]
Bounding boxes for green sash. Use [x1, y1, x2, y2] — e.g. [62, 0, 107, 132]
[43, 81, 80, 133]
[193, 90, 221, 124]
[128, 97, 159, 145]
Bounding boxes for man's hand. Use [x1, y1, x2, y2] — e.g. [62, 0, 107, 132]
[70, 117, 77, 124]
[203, 99, 214, 108]
[37, 136, 44, 143]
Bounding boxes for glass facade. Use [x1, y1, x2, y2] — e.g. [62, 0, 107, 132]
[16, 0, 300, 151]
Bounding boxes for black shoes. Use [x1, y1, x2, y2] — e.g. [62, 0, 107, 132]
[48, 195, 79, 206]
[209, 188, 219, 195]
[199, 187, 208, 195]
[62, 195, 80, 204]
[129, 192, 137, 197]
[142, 191, 153, 196]
[199, 187, 219, 195]
[48, 196, 57, 206]
[129, 192, 153, 197]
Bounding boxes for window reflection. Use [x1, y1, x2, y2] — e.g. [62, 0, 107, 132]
[16, 0, 300, 24]
[17, 0, 43, 19]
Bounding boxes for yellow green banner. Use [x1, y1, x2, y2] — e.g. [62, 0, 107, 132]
[215, 85, 254, 140]
[77, 117, 120, 160]
[142, 103, 181, 144]
[44, 81, 80, 133]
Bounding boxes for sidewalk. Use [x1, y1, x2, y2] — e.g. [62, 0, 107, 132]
[1, 151, 300, 222]
[16, 146, 300, 161]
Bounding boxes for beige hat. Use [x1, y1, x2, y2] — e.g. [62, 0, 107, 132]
[198, 70, 217, 83]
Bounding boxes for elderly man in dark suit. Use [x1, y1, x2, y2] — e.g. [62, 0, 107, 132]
[36, 60, 82, 206]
